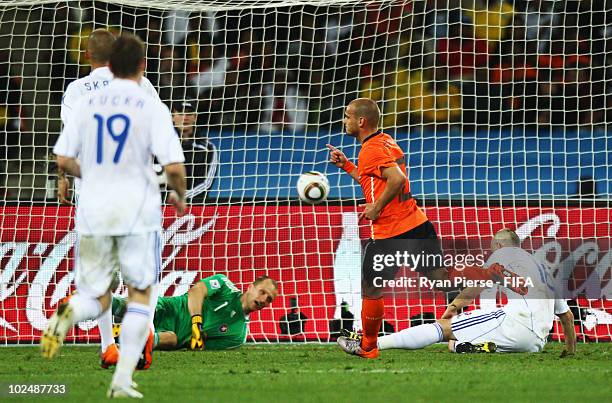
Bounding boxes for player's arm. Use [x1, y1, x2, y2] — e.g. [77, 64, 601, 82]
[326, 144, 358, 182]
[557, 309, 576, 357]
[152, 103, 187, 215]
[56, 166, 72, 205]
[187, 281, 208, 350]
[58, 86, 75, 205]
[59, 82, 76, 127]
[56, 156, 81, 179]
[165, 162, 187, 215]
[359, 164, 405, 221]
[55, 96, 82, 188]
[187, 281, 208, 317]
[441, 286, 487, 319]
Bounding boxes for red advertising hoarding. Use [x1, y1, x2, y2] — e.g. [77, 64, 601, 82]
[0, 205, 610, 343]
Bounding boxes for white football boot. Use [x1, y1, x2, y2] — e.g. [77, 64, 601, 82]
[41, 302, 74, 359]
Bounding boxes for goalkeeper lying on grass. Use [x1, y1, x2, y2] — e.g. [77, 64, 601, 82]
[112, 274, 278, 350]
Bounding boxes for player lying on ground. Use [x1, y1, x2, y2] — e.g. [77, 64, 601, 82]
[339, 228, 577, 356]
[112, 274, 278, 350]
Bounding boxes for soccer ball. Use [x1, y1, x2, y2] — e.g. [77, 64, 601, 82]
[297, 171, 330, 204]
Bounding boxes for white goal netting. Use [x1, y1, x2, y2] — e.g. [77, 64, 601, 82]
[0, 0, 610, 345]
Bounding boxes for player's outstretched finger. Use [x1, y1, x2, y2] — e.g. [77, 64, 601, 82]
[326, 143, 339, 152]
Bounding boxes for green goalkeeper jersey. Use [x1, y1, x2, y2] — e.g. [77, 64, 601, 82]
[197, 274, 249, 349]
[115, 274, 249, 350]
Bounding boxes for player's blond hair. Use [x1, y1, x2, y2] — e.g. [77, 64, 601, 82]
[492, 228, 521, 248]
[87, 29, 115, 64]
[253, 275, 278, 289]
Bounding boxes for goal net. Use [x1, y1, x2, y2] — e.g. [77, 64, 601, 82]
[0, 0, 610, 345]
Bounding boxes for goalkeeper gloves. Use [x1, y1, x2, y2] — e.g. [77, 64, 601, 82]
[190, 314, 205, 350]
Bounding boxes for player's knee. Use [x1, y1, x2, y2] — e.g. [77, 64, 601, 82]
[436, 319, 454, 341]
[97, 291, 112, 312]
[361, 281, 383, 299]
[127, 285, 151, 305]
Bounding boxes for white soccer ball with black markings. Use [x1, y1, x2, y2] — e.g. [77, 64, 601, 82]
[297, 171, 330, 204]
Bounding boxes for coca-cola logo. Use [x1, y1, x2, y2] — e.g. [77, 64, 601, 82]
[0, 214, 216, 332]
[517, 213, 611, 299]
[1, 206, 610, 341]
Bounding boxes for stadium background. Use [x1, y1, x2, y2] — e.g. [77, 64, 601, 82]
[0, 0, 611, 345]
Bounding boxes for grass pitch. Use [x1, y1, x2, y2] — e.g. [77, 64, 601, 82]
[0, 343, 609, 402]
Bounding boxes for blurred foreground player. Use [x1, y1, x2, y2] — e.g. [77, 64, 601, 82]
[58, 28, 162, 370]
[43, 34, 186, 399]
[112, 275, 278, 350]
[352, 229, 577, 355]
[328, 98, 524, 359]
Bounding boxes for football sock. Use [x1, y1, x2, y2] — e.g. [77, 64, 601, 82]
[148, 284, 158, 346]
[377, 323, 444, 350]
[112, 302, 150, 387]
[97, 308, 115, 352]
[69, 293, 103, 323]
[361, 297, 384, 351]
[148, 284, 159, 327]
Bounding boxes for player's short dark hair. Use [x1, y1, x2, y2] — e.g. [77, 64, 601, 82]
[109, 33, 145, 78]
[253, 275, 278, 289]
[87, 29, 115, 64]
[350, 98, 380, 128]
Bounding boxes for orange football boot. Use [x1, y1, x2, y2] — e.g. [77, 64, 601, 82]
[337, 336, 379, 359]
[100, 343, 120, 369]
[137, 329, 154, 370]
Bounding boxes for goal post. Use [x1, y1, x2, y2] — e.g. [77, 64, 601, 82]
[0, 0, 610, 345]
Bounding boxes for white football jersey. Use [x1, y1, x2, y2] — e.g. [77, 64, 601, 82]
[54, 79, 184, 235]
[485, 247, 570, 339]
[61, 66, 159, 125]
[60, 66, 161, 195]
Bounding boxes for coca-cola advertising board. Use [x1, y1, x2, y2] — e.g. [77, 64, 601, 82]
[1, 205, 610, 343]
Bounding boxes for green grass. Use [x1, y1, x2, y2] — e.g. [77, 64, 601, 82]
[0, 343, 609, 402]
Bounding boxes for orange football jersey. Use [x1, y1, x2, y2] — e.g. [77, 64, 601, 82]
[357, 131, 428, 239]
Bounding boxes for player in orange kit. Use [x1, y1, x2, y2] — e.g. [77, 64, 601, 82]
[328, 98, 519, 359]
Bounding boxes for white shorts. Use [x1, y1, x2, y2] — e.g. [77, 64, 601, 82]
[451, 308, 545, 353]
[76, 232, 161, 298]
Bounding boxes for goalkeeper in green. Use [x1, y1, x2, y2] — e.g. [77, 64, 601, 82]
[112, 274, 278, 350]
